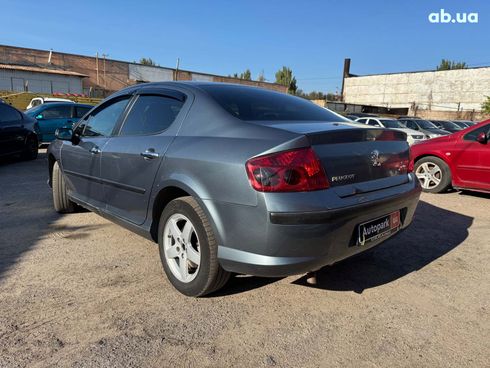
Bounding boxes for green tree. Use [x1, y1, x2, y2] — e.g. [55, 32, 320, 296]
[436, 59, 467, 71]
[482, 96, 490, 113]
[139, 57, 156, 66]
[275, 66, 297, 94]
[232, 69, 252, 80]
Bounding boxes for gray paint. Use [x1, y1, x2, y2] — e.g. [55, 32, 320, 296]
[48, 82, 421, 277]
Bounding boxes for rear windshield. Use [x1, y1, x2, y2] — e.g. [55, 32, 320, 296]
[381, 120, 404, 128]
[199, 84, 348, 122]
[415, 120, 438, 129]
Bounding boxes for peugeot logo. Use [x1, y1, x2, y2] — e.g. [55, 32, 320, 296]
[370, 150, 382, 167]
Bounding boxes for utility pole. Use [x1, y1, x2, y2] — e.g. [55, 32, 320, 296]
[96, 52, 99, 85]
[175, 58, 180, 81]
[102, 53, 109, 88]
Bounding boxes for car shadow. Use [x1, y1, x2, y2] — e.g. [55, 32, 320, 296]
[208, 274, 283, 297]
[458, 190, 490, 199]
[292, 200, 473, 293]
[0, 152, 106, 280]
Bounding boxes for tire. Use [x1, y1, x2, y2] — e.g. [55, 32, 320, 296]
[52, 161, 77, 213]
[158, 196, 230, 297]
[22, 136, 38, 160]
[414, 156, 452, 193]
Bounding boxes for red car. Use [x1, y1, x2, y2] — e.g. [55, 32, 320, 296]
[411, 120, 490, 193]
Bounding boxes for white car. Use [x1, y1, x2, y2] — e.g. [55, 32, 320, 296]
[26, 97, 74, 110]
[355, 117, 426, 145]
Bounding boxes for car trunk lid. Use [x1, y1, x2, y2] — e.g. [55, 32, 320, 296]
[255, 121, 411, 196]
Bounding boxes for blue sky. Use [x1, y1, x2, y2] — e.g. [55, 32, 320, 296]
[1, 0, 488, 93]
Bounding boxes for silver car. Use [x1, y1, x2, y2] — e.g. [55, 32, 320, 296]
[48, 82, 421, 296]
[355, 117, 426, 145]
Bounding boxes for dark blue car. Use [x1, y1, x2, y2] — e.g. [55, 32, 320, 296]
[25, 102, 92, 143]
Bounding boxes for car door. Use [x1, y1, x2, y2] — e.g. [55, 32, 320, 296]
[100, 89, 188, 225]
[451, 123, 490, 190]
[36, 105, 73, 143]
[0, 104, 24, 155]
[60, 96, 132, 209]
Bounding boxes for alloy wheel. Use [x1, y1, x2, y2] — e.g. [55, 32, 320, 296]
[163, 213, 201, 283]
[415, 162, 442, 190]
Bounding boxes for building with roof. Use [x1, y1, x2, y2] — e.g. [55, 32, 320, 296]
[0, 63, 87, 94]
[0, 45, 286, 97]
[341, 58, 490, 120]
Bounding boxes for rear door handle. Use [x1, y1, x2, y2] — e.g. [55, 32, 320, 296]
[140, 149, 159, 160]
[89, 146, 101, 154]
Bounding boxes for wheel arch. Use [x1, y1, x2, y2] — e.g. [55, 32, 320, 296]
[149, 183, 223, 246]
[414, 152, 450, 166]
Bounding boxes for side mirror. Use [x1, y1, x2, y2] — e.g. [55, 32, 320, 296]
[476, 132, 488, 144]
[55, 127, 74, 142]
[35, 113, 44, 120]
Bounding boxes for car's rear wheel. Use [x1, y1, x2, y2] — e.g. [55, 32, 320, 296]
[158, 196, 230, 297]
[22, 136, 38, 160]
[52, 161, 77, 213]
[414, 156, 452, 193]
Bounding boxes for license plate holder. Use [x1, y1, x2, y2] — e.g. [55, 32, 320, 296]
[357, 211, 400, 246]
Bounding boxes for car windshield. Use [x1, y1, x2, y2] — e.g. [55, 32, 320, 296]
[441, 121, 463, 130]
[381, 120, 404, 128]
[24, 105, 45, 115]
[200, 84, 348, 122]
[414, 120, 438, 129]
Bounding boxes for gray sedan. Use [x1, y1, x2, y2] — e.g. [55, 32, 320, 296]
[47, 82, 421, 296]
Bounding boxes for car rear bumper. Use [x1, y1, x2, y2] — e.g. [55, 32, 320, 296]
[215, 181, 421, 277]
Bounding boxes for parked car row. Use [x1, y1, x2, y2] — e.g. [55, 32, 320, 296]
[1, 85, 488, 297]
[354, 117, 425, 145]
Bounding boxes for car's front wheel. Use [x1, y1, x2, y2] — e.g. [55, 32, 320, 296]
[414, 156, 452, 193]
[158, 196, 230, 297]
[52, 161, 77, 213]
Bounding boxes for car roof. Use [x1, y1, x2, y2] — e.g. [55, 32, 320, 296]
[42, 102, 91, 107]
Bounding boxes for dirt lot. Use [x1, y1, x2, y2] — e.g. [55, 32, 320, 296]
[0, 151, 488, 368]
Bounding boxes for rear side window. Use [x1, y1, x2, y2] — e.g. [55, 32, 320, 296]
[464, 124, 490, 141]
[119, 95, 183, 136]
[0, 104, 21, 123]
[82, 98, 130, 137]
[42, 105, 72, 119]
[367, 119, 381, 126]
[200, 84, 347, 122]
[75, 106, 91, 118]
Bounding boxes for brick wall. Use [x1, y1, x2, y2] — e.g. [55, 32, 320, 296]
[0, 45, 287, 96]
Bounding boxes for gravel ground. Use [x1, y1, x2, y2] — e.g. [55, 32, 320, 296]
[0, 151, 489, 368]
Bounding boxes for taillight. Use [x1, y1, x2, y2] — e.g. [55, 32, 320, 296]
[245, 147, 329, 192]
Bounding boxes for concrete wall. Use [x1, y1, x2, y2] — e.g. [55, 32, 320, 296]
[0, 69, 83, 94]
[343, 67, 490, 112]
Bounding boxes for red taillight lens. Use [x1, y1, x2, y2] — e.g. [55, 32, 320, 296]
[245, 147, 329, 192]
